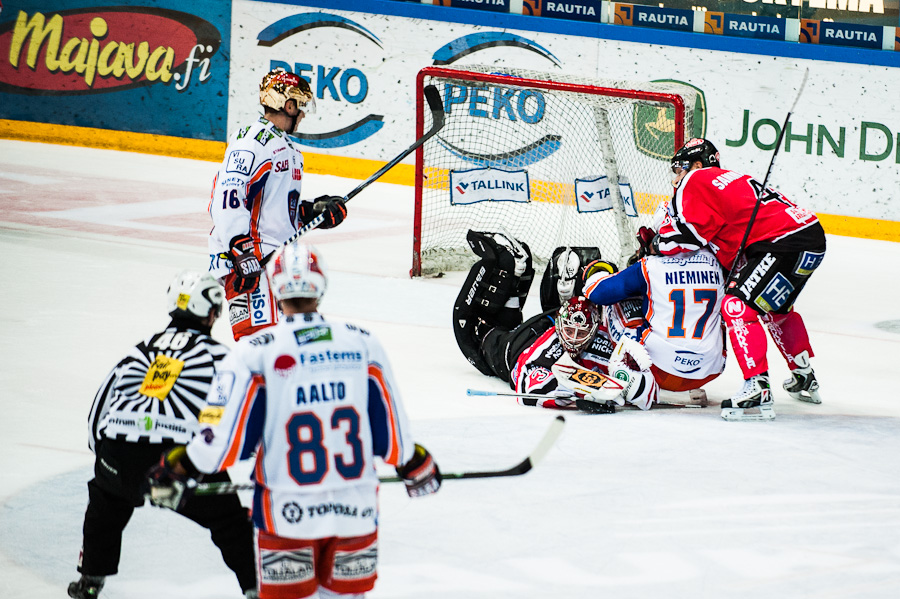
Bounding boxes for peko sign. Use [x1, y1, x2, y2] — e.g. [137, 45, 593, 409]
[0, 1, 230, 140]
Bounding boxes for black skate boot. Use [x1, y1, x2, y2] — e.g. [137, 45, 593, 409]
[68, 575, 105, 599]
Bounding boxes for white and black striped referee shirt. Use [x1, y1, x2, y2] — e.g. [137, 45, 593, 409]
[87, 323, 228, 451]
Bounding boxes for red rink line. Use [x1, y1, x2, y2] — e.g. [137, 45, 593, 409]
[0, 161, 409, 248]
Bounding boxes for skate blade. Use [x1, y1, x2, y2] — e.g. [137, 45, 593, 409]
[787, 389, 822, 404]
[721, 404, 776, 421]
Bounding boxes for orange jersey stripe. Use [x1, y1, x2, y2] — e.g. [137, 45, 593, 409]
[369, 364, 402, 465]
[219, 374, 264, 470]
[247, 162, 271, 256]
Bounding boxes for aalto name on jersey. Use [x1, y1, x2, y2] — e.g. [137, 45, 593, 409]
[296, 382, 346, 404]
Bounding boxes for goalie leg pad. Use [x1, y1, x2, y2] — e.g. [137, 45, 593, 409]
[539, 246, 602, 311]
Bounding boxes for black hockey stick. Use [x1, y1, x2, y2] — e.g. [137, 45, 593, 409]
[262, 84, 445, 262]
[727, 69, 809, 283]
[192, 415, 566, 496]
[467, 388, 706, 410]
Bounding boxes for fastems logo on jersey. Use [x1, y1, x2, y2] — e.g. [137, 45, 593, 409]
[0, 8, 220, 95]
[632, 80, 707, 161]
[258, 13, 384, 148]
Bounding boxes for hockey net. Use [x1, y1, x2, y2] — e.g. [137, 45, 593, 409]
[412, 65, 699, 276]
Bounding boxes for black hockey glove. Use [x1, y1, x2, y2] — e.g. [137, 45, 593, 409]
[228, 234, 262, 294]
[145, 446, 201, 511]
[395, 443, 442, 498]
[300, 195, 347, 229]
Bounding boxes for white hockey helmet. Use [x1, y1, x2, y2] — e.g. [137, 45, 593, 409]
[266, 242, 328, 301]
[259, 68, 316, 115]
[166, 270, 225, 320]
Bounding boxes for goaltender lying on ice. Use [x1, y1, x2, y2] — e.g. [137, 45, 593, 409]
[452, 229, 725, 415]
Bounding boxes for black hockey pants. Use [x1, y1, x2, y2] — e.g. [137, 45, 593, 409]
[77, 439, 256, 593]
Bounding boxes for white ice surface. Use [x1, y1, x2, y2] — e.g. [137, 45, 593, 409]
[1, 140, 900, 598]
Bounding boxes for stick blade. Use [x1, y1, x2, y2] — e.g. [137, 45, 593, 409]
[422, 84, 444, 128]
[525, 415, 566, 469]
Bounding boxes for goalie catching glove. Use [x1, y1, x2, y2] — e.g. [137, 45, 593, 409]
[395, 443, 442, 498]
[300, 195, 347, 229]
[228, 234, 263, 293]
[145, 446, 201, 511]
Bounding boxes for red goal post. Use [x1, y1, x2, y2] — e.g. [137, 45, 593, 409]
[412, 65, 699, 277]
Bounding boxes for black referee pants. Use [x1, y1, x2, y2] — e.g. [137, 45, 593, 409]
[77, 439, 256, 593]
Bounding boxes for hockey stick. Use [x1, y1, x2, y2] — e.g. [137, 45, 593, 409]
[466, 388, 704, 410]
[727, 69, 809, 283]
[192, 415, 566, 496]
[262, 84, 445, 262]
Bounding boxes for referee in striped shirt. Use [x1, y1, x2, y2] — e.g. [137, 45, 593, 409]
[69, 271, 257, 599]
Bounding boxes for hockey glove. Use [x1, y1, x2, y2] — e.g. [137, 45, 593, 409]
[395, 443, 442, 498]
[636, 226, 657, 257]
[145, 446, 201, 511]
[299, 195, 347, 229]
[229, 234, 262, 294]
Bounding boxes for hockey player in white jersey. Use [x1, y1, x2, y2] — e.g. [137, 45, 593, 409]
[68, 271, 256, 599]
[149, 243, 441, 599]
[209, 67, 349, 341]
[581, 246, 727, 411]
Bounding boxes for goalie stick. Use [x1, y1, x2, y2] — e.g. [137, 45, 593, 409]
[727, 69, 809, 283]
[263, 84, 446, 264]
[466, 388, 706, 410]
[191, 415, 566, 496]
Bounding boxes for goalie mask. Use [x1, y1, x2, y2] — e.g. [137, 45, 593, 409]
[166, 271, 224, 321]
[259, 68, 316, 132]
[555, 296, 601, 356]
[266, 242, 328, 301]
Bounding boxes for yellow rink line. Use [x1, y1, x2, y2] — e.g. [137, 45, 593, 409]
[2, 119, 898, 243]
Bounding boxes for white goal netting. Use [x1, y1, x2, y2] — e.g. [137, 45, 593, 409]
[412, 65, 699, 276]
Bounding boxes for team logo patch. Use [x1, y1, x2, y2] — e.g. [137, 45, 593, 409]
[294, 326, 332, 345]
[282, 502, 303, 523]
[794, 250, 825, 276]
[274, 355, 297, 377]
[333, 543, 378, 581]
[722, 295, 747, 318]
[209, 372, 234, 406]
[229, 295, 250, 326]
[139, 355, 185, 400]
[198, 406, 224, 425]
[260, 549, 314, 584]
[754, 273, 795, 313]
[225, 149, 254, 175]
[527, 366, 551, 388]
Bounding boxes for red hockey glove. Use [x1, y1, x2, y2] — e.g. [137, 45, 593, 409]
[395, 443, 441, 498]
[145, 446, 201, 511]
[299, 196, 347, 229]
[636, 226, 658, 257]
[228, 234, 262, 294]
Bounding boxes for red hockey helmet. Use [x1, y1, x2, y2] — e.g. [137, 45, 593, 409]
[555, 296, 600, 356]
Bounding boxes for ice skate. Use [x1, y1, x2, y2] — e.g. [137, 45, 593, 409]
[68, 576, 105, 599]
[783, 351, 821, 404]
[721, 375, 775, 421]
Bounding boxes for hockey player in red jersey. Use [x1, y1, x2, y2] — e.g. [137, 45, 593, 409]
[656, 138, 826, 420]
[208, 68, 348, 341]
